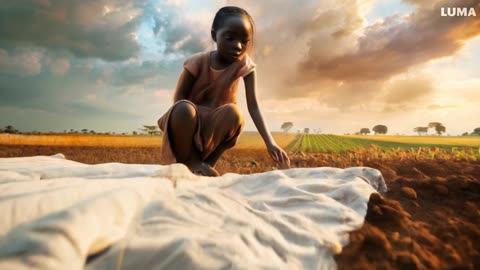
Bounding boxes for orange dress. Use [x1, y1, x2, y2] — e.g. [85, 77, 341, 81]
[157, 51, 256, 164]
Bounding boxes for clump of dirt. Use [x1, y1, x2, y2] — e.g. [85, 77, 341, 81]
[336, 159, 480, 270]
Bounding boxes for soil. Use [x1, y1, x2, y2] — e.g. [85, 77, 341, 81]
[1, 145, 479, 269]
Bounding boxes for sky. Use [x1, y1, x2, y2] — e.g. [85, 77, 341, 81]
[0, 0, 479, 135]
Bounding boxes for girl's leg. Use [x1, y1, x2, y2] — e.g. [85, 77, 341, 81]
[169, 101, 219, 176]
[203, 104, 244, 167]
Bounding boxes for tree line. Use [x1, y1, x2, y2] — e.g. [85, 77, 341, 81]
[357, 122, 448, 135]
[0, 125, 163, 136]
[279, 122, 480, 136]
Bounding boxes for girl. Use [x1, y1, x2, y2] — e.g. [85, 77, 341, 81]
[158, 6, 290, 176]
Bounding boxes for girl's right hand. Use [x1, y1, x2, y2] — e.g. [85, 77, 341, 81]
[267, 143, 290, 168]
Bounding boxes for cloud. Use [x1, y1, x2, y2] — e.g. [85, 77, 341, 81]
[296, 0, 480, 82]
[48, 58, 71, 75]
[426, 104, 457, 110]
[0, 0, 144, 61]
[145, 0, 212, 57]
[224, 0, 479, 112]
[0, 48, 43, 76]
[105, 59, 181, 89]
[222, 0, 379, 107]
[382, 75, 435, 105]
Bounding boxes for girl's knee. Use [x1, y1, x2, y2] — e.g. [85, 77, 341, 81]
[171, 101, 197, 122]
[222, 104, 244, 126]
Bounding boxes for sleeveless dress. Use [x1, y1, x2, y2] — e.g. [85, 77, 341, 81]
[157, 51, 256, 164]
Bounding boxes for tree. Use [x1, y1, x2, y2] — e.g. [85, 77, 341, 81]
[132, 131, 137, 135]
[372, 125, 388, 135]
[414, 127, 428, 136]
[360, 128, 370, 135]
[428, 122, 446, 136]
[435, 125, 446, 135]
[473, 127, 480, 136]
[3, 125, 18, 134]
[140, 125, 162, 136]
[428, 122, 442, 128]
[304, 128, 309, 134]
[280, 122, 294, 133]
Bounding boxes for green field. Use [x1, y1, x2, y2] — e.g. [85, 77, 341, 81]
[285, 134, 480, 153]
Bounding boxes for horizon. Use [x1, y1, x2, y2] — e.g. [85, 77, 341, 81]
[1, 0, 479, 136]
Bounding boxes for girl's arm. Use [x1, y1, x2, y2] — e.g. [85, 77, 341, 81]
[173, 69, 195, 102]
[244, 70, 290, 168]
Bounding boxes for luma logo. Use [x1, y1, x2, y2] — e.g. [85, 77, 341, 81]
[441, 7, 477, 16]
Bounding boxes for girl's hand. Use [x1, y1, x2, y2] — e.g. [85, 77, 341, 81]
[267, 143, 290, 168]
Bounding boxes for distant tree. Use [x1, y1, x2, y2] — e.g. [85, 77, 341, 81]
[436, 125, 446, 135]
[372, 125, 388, 135]
[81, 129, 89, 134]
[414, 127, 428, 136]
[4, 125, 18, 134]
[428, 122, 442, 128]
[304, 128, 309, 134]
[473, 127, 480, 136]
[280, 122, 294, 133]
[462, 132, 469, 136]
[360, 128, 370, 135]
[89, 130, 96, 134]
[133, 131, 137, 135]
[140, 125, 162, 136]
[428, 122, 446, 135]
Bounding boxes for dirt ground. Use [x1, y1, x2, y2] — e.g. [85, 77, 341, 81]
[1, 145, 479, 270]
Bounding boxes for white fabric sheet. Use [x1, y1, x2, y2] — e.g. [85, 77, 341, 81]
[0, 154, 386, 270]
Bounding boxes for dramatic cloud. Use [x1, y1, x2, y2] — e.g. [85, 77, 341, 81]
[0, 48, 43, 76]
[224, 0, 479, 112]
[383, 76, 434, 106]
[0, 0, 144, 61]
[141, 0, 215, 58]
[106, 59, 181, 87]
[48, 58, 71, 75]
[223, 0, 384, 107]
[297, 0, 480, 82]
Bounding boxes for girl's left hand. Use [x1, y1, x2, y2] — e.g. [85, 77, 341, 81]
[267, 143, 290, 168]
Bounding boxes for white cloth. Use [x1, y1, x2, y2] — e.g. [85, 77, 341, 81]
[0, 154, 386, 270]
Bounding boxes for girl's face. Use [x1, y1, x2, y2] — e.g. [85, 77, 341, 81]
[212, 16, 252, 64]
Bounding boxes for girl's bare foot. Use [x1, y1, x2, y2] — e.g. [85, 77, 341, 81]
[186, 159, 219, 177]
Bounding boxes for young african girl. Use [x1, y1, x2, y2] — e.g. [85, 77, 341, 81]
[158, 6, 290, 176]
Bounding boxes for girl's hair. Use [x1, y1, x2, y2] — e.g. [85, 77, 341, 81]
[211, 6, 255, 56]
